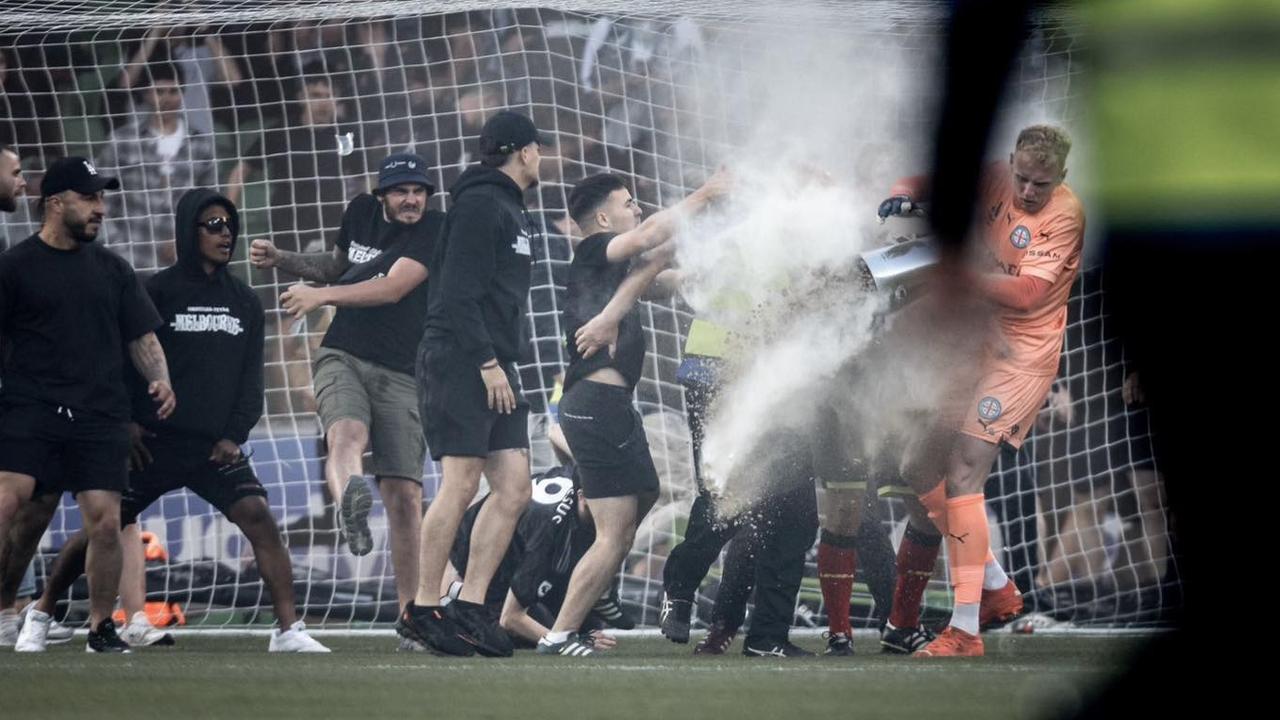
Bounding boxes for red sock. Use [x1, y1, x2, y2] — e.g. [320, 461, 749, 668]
[889, 523, 942, 629]
[818, 531, 857, 636]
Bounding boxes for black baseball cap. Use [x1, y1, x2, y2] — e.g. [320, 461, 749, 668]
[375, 153, 435, 195]
[40, 156, 120, 197]
[479, 110, 554, 155]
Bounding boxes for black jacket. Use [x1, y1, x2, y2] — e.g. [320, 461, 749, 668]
[129, 188, 264, 445]
[423, 165, 537, 365]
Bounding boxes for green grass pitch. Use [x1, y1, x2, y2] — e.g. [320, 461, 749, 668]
[0, 633, 1148, 719]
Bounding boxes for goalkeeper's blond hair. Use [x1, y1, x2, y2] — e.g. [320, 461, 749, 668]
[1015, 124, 1071, 173]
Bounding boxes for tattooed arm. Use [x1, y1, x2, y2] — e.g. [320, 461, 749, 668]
[249, 241, 351, 283]
[128, 332, 176, 420]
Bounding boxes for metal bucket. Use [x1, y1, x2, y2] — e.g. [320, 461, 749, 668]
[856, 236, 940, 308]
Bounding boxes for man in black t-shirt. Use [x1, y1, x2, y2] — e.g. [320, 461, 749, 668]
[0, 156, 175, 653]
[251, 153, 441, 616]
[535, 170, 728, 657]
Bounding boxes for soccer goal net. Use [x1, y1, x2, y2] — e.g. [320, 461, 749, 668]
[0, 0, 1176, 631]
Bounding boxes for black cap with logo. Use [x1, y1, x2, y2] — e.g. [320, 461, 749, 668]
[40, 156, 120, 197]
[375, 153, 435, 195]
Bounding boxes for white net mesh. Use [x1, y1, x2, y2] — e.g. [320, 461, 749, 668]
[0, 1, 1175, 630]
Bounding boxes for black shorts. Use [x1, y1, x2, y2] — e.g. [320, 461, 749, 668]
[121, 433, 268, 525]
[558, 381, 659, 499]
[0, 401, 130, 495]
[418, 342, 530, 461]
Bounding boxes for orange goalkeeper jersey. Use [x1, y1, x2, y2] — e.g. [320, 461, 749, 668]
[975, 165, 1085, 376]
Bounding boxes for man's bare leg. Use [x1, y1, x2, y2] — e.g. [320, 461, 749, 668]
[412, 455, 486, 607]
[377, 476, 422, 610]
[0, 493, 58, 611]
[77, 490, 124, 629]
[455, 449, 530, 605]
[549, 494, 641, 636]
[325, 419, 373, 555]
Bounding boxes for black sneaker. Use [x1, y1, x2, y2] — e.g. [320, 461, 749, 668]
[659, 591, 692, 644]
[742, 638, 814, 658]
[824, 631, 854, 656]
[693, 622, 736, 655]
[448, 600, 513, 658]
[592, 589, 636, 630]
[85, 619, 132, 654]
[536, 632, 596, 657]
[395, 602, 475, 657]
[880, 623, 936, 654]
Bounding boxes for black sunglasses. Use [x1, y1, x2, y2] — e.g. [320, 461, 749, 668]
[196, 217, 232, 233]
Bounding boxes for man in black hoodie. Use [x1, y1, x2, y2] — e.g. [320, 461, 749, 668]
[253, 153, 443, 619]
[20, 188, 328, 652]
[396, 110, 551, 658]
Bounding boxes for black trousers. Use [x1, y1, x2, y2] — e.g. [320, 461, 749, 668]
[663, 368, 818, 641]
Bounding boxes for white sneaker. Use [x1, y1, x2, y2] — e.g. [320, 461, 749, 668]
[46, 618, 75, 644]
[268, 621, 330, 653]
[14, 607, 52, 652]
[0, 608, 18, 647]
[121, 611, 176, 647]
[17, 604, 74, 644]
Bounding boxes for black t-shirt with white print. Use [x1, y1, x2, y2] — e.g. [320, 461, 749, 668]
[321, 193, 443, 375]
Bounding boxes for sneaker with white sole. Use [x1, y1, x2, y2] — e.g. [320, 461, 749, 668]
[14, 607, 53, 652]
[121, 611, 176, 647]
[14, 605, 75, 645]
[338, 475, 374, 556]
[269, 621, 330, 652]
[536, 633, 596, 657]
[44, 619, 75, 644]
[880, 622, 936, 655]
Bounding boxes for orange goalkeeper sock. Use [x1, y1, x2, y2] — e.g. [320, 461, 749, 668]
[945, 494, 990, 635]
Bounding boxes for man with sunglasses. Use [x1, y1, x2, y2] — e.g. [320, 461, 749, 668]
[15, 186, 328, 652]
